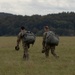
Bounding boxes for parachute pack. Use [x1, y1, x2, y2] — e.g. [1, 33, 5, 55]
[45, 31, 59, 46]
[23, 31, 35, 44]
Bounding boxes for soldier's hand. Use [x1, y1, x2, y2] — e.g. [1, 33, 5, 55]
[15, 45, 20, 51]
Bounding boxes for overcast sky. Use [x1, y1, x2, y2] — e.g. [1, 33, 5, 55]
[0, 0, 75, 16]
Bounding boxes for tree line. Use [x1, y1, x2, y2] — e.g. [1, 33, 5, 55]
[0, 12, 75, 36]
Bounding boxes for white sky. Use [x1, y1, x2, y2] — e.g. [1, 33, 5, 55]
[0, 0, 75, 16]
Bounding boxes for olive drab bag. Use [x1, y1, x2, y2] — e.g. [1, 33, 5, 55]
[23, 31, 35, 44]
[45, 31, 59, 46]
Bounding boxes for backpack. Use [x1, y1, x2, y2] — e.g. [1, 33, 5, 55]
[23, 31, 35, 44]
[45, 31, 59, 46]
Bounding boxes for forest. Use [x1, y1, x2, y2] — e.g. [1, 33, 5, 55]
[0, 12, 75, 36]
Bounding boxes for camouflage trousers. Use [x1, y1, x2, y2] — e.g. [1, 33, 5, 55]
[22, 43, 30, 60]
[44, 45, 58, 58]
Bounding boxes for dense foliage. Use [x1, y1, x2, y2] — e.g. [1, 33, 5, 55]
[0, 12, 75, 36]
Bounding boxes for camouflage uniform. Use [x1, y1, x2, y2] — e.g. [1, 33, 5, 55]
[42, 31, 59, 58]
[17, 30, 29, 60]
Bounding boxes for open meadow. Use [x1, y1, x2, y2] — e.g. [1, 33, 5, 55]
[0, 36, 75, 75]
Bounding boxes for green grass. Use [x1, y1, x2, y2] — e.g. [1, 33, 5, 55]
[0, 36, 75, 75]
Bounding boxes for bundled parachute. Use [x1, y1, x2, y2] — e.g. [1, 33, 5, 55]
[45, 31, 59, 46]
[23, 31, 35, 44]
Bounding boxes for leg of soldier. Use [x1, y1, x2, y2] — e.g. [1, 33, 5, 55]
[45, 45, 50, 58]
[23, 43, 29, 60]
[50, 45, 59, 58]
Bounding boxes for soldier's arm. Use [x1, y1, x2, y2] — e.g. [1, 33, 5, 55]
[17, 38, 21, 46]
[17, 33, 22, 46]
[42, 32, 47, 49]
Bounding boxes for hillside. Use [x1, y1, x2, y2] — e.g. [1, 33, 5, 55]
[0, 12, 75, 36]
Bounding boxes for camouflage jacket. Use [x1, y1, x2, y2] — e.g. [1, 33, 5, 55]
[17, 30, 27, 45]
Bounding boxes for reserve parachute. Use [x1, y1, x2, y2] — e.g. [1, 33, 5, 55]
[23, 31, 35, 44]
[45, 31, 59, 46]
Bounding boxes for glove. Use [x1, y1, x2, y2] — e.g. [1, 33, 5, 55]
[15, 45, 20, 51]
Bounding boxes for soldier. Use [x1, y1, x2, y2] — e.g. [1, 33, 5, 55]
[15, 26, 30, 60]
[42, 26, 59, 58]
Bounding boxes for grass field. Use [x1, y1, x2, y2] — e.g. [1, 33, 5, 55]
[0, 36, 75, 75]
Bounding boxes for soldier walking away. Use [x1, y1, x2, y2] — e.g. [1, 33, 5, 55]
[42, 26, 59, 58]
[15, 26, 31, 60]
